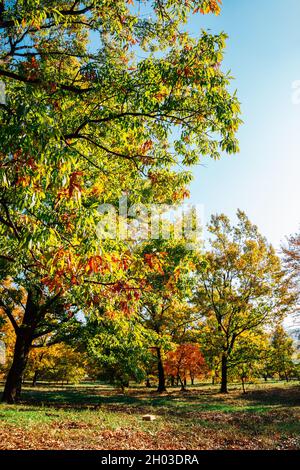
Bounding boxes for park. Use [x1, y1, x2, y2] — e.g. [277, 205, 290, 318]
[0, 0, 299, 454]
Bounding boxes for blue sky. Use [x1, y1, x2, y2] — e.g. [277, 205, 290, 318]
[186, 0, 300, 249]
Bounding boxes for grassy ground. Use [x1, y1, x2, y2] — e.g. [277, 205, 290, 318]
[0, 381, 299, 450]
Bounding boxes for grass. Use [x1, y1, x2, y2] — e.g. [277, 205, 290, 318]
[0, 380, 299, 450]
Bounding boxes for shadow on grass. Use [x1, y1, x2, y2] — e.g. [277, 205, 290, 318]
[9, 383, 299, 416]
[20, 387, 144, 408]
[16, 387, 240, 415]
[238, 386, 300, 407]
[15, 386, 228, 412]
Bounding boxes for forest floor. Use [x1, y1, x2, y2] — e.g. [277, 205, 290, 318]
[0, 381, 299, 450]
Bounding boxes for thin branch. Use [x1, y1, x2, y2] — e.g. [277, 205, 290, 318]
[0, 299, 19, 333]
[0, 201, 20, 239]
[66, 133, 155, 162]
[0, 68, 95, 94]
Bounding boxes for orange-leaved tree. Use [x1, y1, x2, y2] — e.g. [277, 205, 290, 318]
[165, 343, 207, 389]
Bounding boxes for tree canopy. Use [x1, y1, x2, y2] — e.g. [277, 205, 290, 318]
[194, 210, 296, 393]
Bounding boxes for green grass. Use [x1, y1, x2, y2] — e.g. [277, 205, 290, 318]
[0, 381, 299, 450]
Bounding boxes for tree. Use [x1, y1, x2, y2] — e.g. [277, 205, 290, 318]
[138, 235, 199, 392]
[0, 0, 240, 402]
[85, 314, 153, 391]
[229, 330, 270, 393]
[253, 335, 275, 382]
[197, 320, 222, 385]
[165, 343, 207, 389]
[268, 325, 296, 381]
[282, 231, 300, 327]
[25, 342, 86, 385]
[282, 231, 300, 282]
[194, 210, 296, 393]
[0, 281, 81, 401]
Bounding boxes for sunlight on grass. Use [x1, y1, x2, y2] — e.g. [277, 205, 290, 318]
[0, 382, 299, 450]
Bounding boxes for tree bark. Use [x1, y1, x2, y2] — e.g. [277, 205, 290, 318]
[2, 332, 32, 403]
[156, 347, 166, 392]
[220, 353, 228, 393]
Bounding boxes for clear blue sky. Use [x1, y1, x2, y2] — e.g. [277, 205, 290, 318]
[186, 0, 300, 249]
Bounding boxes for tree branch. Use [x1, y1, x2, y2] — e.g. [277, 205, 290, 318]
[0, 4, 95, 29]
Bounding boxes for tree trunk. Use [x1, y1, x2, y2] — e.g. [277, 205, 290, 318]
[179, 375, 186, 391]
[156, 347, 166, 392]
[32, 351, 45, 387]
[241, 376, 246, 394]
[2, 289, 40, 403]
[284, 370, 289, 382]
[170, 376, 175, 387]
[2, 333, 32, 403]
[32, 370, 39, 387]
[220, 353, 228, 393]
[145, 377, 151, 388]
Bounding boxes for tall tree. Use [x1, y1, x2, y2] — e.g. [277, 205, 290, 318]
[138, 236, 198, 392]
[282, 231, 300, 327]
[268, 324, 296, 381]
[282, 231, 300, 282]
[194, 210, 296, 393]
[0, 0, 240, 402]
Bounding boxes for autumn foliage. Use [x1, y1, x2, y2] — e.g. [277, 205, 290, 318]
[165, 344, 207, 388]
